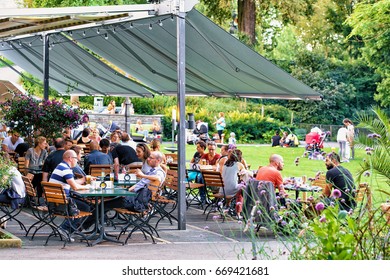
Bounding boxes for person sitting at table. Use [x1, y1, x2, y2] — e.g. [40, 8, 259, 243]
[109, 131, 121, 152]
[84, 140, 112, 175]
[200, 141, 221, 169]
[42, 138, 66, 184]
[149, 139, 167, 169]
[216, 144, 229, 172]
[136, 143, 152, 173]
[89, 127, 101, 143]
[105, 151, 166, 212]
[221, 149, 246, 218]
[1, 130, 24, 153]
[255, 154, 287, 197]
[0, 152, 25, 210]
[24, 136, 48, 195]
[99, 138, 113, 162]
[14, 142, 30, 158]
[64, 137, 73, 151]
[112, 133, 140, 178]
[77, 128, 91, 144]
[49, 150, 91, 241]
[187, 140, 207, 185]
[323, 152, 356, 211]
[70, 145, 86, 184]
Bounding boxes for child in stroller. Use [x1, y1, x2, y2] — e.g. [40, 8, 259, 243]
[304, 127, 330, 159]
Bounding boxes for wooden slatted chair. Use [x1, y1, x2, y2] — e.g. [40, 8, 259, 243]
[201, 169, 233, 221]
[164, 153, 178, 162]
[153, 170, 178, 228]
[114, 184, 160, 244]
[167, 162, 178, 170]
[42, 182, 92, 248]
[126, 162, 143, 174]
[312, 174, 327, 190]
[22, 176, 52, 240]
[89, 164, 112, 177]
[83, 143, 91, 155]
[17, 156, 26, 175]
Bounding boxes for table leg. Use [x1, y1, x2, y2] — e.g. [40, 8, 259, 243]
[90, 196, 123, 246]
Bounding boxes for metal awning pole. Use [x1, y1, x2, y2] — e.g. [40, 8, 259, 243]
[177, 0, 186, 230]
[43, 34, 49, 101]
[125, 97, 129, 133]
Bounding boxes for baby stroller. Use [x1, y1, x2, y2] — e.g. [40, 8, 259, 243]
[304, 131, 330, 159]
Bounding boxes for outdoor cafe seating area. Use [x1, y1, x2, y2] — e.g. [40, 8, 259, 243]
[0, 137, 381, 250]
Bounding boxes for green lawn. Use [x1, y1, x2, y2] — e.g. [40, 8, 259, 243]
[163, 142, 389, 205]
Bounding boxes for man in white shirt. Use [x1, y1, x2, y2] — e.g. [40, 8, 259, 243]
[1, 131, 24, 153]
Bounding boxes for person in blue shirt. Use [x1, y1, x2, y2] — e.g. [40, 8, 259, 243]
[83, 140, 112, 174]
[214, 112, 226, 141]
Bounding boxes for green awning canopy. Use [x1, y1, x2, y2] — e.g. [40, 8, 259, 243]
[0, 5, 321, 100]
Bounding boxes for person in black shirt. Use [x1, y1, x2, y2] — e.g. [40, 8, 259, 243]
[112, 132, 140, 177]
[271, 131, 281, 147]
[42, 138, 66, 183]
[323, 152, 356, 211]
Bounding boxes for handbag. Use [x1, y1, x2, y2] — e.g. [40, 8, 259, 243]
[49, 197, 80, 216]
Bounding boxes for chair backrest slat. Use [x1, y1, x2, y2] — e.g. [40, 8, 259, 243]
[41, 182, 67, 205]
[312, 174, 327, 189]
[165, 170, 179, 191]
[22, 175, 37, 198]
[201, 170, 224, 188]
[89, 164, 112, 177]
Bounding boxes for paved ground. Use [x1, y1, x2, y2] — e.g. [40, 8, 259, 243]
[0, 204, 288, 260]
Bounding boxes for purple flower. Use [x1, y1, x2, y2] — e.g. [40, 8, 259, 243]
[256, 209, 262, 215]
[236, 201, 242, 206]
[260, 190, 266, 195]
[307, 196, 314, 202]
[237, 220, 242, 224]
[269, 206, 275, 211]
[315, 202, 325, 212]
[367, 133, 381, 139]
[363, 171, 371, 177]
[331, 189, 342, 199]
[319, 216, 327, 223]
[280, 220, 287, 227]
[217, 201, 223, 207]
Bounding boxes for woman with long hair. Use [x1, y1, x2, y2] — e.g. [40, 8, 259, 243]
[135, 143, 151, 173]
[25, 136, 48, 197]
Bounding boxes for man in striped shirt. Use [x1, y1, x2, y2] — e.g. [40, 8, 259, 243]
[49, 150, 89, 195]
[49, 150, 91, 241]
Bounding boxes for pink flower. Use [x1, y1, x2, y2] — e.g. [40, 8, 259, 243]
[332, 189, 342, 199]
[319, 216, 326, 223]
[315, 202, 325, 211]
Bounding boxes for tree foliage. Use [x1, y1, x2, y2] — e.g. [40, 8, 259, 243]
[347, 0, 390, 107]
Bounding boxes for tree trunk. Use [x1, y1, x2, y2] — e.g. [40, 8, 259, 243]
[237, 0, 256, 45]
